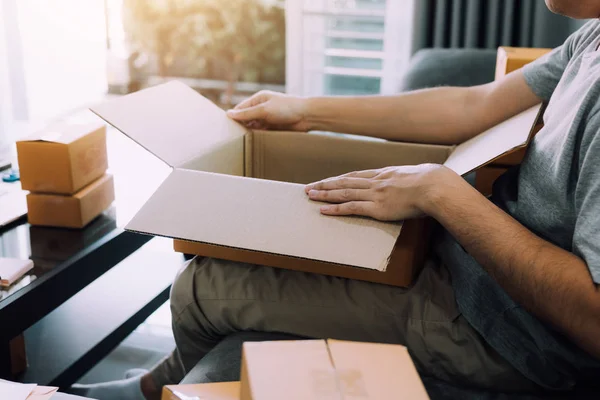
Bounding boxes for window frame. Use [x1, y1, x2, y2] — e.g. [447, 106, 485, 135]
[286, 0, 415, 97]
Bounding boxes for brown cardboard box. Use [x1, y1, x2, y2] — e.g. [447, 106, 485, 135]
[479, 46, 550, 195]
[474, 166, 507, 197]
[495, 47, 552, 80]
[173, 217, 429, 287]
[162, 382, 240, 400]
[240, 340, 429, 400]
[27, 174, 115, 229]
[91, 81, 542, 287]
[17, 122, 108, 194]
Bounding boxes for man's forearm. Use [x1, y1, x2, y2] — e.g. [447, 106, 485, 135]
[304, 87, 478, 144]
[303, 71, 542, 145]
[423, 178, 600, 359]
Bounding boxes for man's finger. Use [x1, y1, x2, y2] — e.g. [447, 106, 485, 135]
[227, 105, 265, 121]
[341, 169, 380, 179]
[305, 177, 371, 193]
[320, 201, 376, 217]
[233, 91, 270, 110]
[233, 96, 256, 110]
[308, 188, 372, 203]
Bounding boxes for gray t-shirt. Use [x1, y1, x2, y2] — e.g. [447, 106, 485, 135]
[436, 20, 600, 391]
[508, 20, 600, 284]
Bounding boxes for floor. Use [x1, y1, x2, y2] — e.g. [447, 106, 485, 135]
[76, 303, 175, 384]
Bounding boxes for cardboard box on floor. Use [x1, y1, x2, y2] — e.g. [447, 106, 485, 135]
[91, 81, 541, 287]
[240, 340, 429, 400]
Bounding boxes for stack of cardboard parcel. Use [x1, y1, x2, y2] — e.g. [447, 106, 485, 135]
[91, 81, 541, 287]
[17, 122, 114, 229]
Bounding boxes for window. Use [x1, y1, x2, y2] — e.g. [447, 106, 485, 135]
[286, 0, 414, 96]
[0, 0, 107, 149]
[0, 1, 15, 154]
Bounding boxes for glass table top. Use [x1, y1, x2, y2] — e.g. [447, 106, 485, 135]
[0, 109, 170, 303]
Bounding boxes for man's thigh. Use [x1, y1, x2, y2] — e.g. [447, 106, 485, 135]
[171, 256, 535, 391]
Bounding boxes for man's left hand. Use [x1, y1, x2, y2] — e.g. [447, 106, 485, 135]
[305, 164, 462, 221]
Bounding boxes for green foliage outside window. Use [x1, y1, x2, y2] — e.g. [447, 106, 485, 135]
[122, 0, 285, 102]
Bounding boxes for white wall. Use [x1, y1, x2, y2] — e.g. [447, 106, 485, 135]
[0, 2, 12, 152]
[0, 0, 108, 139]
[16, 0, 108, 121]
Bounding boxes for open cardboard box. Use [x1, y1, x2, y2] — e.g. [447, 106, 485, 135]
[91, 81, 541, 287]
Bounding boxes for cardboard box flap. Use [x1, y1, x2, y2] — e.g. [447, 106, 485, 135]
[242, 340, 336, 400]
[443, 104, 542, 176]
[326, 340, 429, 399]
[19, 122, 105, 144]
[126, 169, 402, 271]
[90, 81, 248, 171]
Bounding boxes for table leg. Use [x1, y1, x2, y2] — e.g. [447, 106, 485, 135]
[0, 334, 27, 379]
[0, 339, 12, 379]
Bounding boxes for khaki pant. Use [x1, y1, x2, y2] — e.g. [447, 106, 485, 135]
[150, 256, 538, 392]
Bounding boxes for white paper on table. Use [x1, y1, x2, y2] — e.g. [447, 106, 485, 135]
[0, 380, 36, 400]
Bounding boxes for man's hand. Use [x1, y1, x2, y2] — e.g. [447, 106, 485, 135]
[305, 164, 465, 221]
[226, 90, 310, 131]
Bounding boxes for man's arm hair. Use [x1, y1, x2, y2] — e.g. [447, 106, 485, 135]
[424, 181, 600, 359]
[304, 70, 543, 144]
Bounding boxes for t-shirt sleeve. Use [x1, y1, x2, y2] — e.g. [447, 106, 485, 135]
[573, 111, 600, 284]
[522, 21, 597, 101]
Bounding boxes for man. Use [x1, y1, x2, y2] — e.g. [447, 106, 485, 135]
[79, 1, 600, 399]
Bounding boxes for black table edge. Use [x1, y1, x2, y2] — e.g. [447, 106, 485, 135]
[0, 229, 152, 343]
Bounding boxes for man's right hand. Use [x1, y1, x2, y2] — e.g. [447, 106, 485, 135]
[226, 91, 310, 132]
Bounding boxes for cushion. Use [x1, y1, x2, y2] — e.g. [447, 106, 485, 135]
[400, 48, 497, 91]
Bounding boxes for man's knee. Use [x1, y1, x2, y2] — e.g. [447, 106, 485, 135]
[170, 257, 243, 318]
[170, 256, 204, 317]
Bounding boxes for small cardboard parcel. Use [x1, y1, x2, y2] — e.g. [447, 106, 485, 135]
[91, 81, 541, 287]
[240, 340, 429, 400]
[161, 340, 429, 400]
